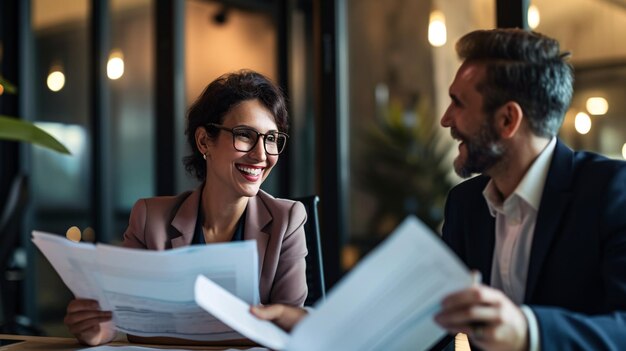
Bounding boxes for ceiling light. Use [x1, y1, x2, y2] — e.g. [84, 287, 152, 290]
[47, 66, 65, 92]
[586, 97, 608, 115]
[428, 10, 447, 47]
[107, 49, 124, 80]
[528, 5, 540, 29]
[574, 112, 591, 135]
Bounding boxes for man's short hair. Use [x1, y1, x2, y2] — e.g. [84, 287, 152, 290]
[456, 29, 573, 138]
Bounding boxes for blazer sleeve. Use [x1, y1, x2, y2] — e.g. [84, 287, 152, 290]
[531, 165, 626, 350]
[269, 201, 308, 306]
[122, 199, 149, 249]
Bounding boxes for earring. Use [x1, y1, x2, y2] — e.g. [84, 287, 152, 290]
[203, 153, 207, 160]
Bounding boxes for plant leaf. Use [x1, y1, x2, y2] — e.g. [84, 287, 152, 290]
[0, 76, 17, 94]
[0, 115, 71, 154]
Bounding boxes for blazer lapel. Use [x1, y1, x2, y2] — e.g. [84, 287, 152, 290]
[468, 190, 496, 285]
[244, 192, 272, 273]
[170, 187, 201, 248]
[525, 140, 573, 302]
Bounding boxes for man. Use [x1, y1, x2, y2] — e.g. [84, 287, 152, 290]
[253, 28, 626, 350]
[433, 28, 626, 350]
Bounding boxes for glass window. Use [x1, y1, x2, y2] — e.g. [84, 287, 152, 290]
[344, 0, 495, 268]
[110, 0, 155, 238]
[180, 0, 279, 193]
[533, 0, 626, 160]
[31, 0, 90, 334]
[29, 0, 156, 335]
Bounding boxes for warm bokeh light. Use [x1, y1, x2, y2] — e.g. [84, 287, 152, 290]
[82, 227, 96, 242]
[575, 112, 592, 134]
[622, 143, 626, 160]
[428, 10, 447, 47]
[47, 70, 65, 92]
[107, 50, 124, 80]
[66, 226, 81, 242]
[528, 5, 540, 29]
[0, 84, 4, 95]
[586, 97, 609, 115]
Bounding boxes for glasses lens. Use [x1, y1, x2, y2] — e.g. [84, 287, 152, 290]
[232, 128, 257, 152]
[265, 132, 287, 155]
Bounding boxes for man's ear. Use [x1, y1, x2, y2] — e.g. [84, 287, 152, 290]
[195, 127, 211, 155]
[495, 101, 524, 139]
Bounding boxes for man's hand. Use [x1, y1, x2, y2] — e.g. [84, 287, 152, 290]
[64, 299, 116, 346]
[250, 304, 308, 332]
[434, 284, 529, 351]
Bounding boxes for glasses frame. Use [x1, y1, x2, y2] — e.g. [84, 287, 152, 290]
[206, 123, 289, 155]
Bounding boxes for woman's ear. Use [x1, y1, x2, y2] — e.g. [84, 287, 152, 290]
[494, 101, 524, 139]
[195, 126, 211, 156]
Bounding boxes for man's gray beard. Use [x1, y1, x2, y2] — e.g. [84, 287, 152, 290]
[454, 124, 506, 179]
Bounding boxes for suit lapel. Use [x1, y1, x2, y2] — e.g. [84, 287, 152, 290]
[468, 183, 496, 284]
[525, 140, 573, 302]
[244, 192, 272, 272]
[170, 187, 201, 248]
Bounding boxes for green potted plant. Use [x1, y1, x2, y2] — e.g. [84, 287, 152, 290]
[0, 76, 70, 154]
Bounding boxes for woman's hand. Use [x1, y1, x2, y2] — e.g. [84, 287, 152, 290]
[250, 304, 308, 332]
[64, 299, 116, 346]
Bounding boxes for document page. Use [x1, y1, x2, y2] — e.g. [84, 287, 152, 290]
[193, 215, 472, 350]
[78, 346, 269, 351]
[195, 275, 290, 350]
[287, 216, 472, 351]
[32, 231, 260, 341]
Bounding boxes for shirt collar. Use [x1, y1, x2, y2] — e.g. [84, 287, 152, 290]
[483, 137, 557, 217]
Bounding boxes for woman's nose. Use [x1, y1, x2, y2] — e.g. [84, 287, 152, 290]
[248, 137, 267, 161]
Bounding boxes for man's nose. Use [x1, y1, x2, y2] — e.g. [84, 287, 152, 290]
[441, 107, 453, 128]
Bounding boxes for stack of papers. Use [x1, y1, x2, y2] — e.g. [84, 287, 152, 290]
[32, 232, 260, 341]
[194, 216, 472, 350]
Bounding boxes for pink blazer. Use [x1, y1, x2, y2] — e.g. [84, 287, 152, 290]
[122, 188, 308, 306]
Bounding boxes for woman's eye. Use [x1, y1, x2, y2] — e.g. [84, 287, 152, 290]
[235, 130, 254, 140]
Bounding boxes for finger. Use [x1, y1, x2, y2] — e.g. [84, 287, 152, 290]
[471, 270, 482, 285]
[435, 305, 499, 328]
[67, 299, 101, 313]
[441, 285, 503, 310]
[67, 315, 111, 335]
[65, 310, 112, 327]
[250, 305, 284, 321]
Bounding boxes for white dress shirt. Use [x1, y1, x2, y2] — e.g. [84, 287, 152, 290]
[482, 137, 557, 351]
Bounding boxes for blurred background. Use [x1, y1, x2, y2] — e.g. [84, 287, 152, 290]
[1, 0, 625, 337]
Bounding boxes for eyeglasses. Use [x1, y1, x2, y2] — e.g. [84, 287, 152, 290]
[206, 123, 289, 155]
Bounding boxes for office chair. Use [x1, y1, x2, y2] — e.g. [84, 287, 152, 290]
[0, 174, 42, 335]
[292, 195, 326, 306]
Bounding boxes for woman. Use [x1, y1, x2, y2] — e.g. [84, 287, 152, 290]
[64, 70, 308, 345]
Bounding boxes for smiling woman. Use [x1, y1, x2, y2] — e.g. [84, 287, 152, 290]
[63, 70, 308, 346]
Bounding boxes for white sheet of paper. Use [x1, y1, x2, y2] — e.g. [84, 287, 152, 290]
[194, 216, 472, 351]
[287, 216, 472, 351]
[78, 346, 269, 351]
[32, 231, 260, 341]
[194, 275, 290, 350]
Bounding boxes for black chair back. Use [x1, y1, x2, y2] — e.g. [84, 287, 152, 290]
[0, 174, 28, 275]
[292, 195, 326, 306]
[0, 174, 41, 334]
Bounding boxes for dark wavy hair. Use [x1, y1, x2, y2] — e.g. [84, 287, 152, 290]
[456, 28, 574, 138]
[183, 70, 289, 181]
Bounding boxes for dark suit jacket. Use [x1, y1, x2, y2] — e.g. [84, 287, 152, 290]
[442, 140, 626, 350]
[122, 188, 308, 307]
